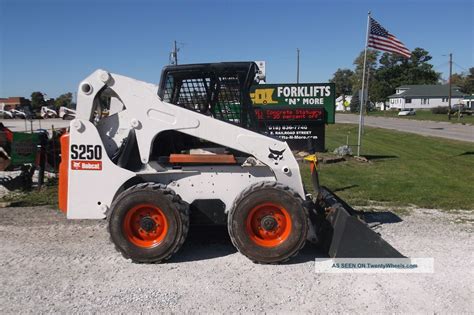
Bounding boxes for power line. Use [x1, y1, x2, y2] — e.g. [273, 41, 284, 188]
[435, 59, 470, 74]
[433, 61, 449, 70]
[453, 62, 468, 72]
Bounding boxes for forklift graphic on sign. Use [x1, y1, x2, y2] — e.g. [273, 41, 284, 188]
[250, 88, 278, 105]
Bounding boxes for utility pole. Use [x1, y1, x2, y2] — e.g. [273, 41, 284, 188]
[170, 40, 179, 65]
[174, 40, 178, 65]
[296, 48, 300, 84]
[448, 53, 452, 120]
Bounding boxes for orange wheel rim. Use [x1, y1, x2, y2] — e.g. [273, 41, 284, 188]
[123, 204, 168, 248]
[246, 202, 292, 247]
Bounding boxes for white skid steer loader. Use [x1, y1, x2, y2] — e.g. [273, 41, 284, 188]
[58, 63, 403, 263]
[59, 106, 77, 120]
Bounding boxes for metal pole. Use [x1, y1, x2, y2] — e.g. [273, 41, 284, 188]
[174, 40, 178, 65]
[361, 63, 371, 135]
[365, 65, 371, 114]
[357, 12, 371, 156]
[52, 125, 56, 172]
[37, 143, 45, 188]
[297, 48, 300, 84]
[447, 53, 452, 120]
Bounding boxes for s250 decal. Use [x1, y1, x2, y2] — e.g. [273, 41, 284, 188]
[70, 144, 102, 171]
[70, 144, 102, 160]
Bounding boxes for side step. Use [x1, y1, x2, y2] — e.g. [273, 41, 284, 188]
[314, 187, 404, 258]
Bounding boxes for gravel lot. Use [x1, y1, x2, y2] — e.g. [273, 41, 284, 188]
[0, 205, 472, 313]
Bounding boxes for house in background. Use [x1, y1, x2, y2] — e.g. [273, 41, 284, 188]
[461, 95, 474, 109]
[387, 85, 465, 110]
[0, 97, 31, 111]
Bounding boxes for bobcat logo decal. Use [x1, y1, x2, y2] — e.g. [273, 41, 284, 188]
[268, 148, 285, 165]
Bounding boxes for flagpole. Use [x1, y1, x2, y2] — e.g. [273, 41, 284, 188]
[357, 11, 371, 156]
[362, 61, 371, 134]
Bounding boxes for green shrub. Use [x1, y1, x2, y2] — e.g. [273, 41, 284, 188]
[431, 106, 449, 114]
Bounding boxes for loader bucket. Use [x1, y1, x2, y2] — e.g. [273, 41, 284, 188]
[314, 187, 404, 258]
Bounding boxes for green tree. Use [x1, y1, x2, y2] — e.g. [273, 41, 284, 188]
[451, 68, 474, 94]
[451, 73, 465, 87]
[350, 50, 379, 113]
[465, 68, 474, 94]
[30, 92, 46, 111]
[351, 50, 379, 92]
[401, 48, 440, 84]
[349, 90, 360, 113]
[371, 52, 406, 103]
[330, 68, 354, 96]
[54, 92, 73, 110]
[371, 48, 440, 103]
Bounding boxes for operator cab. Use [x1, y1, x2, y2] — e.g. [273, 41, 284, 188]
[157, 62, 262, 130]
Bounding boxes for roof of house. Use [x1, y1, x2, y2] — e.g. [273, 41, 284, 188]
[388, 85, 465, 98]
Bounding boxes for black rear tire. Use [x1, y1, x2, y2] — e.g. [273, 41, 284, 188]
[228, 182, 308, 264]
[108, 183, 189, 263]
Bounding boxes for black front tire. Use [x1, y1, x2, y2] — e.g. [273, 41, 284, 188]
[108, 183, 189, 263]
[228, 182, 308, 264]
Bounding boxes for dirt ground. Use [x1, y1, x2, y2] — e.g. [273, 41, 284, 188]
[0, 205, 472, 313]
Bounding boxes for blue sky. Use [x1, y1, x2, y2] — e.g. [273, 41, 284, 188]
[0, 0, 472, 98]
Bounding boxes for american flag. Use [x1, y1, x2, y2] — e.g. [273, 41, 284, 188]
[368, 17, 411, 58]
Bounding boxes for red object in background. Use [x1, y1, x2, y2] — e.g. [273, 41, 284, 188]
[254, 108, 324, 122]
[0, 123, 13, 144]
[4, 129, 13, 143]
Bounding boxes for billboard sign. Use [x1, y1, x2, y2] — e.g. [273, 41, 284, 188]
[250, 83, 334, 152]
[250, 83, 335, 123]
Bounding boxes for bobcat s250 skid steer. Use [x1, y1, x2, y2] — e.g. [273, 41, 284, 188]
[58, 62, 403, 263]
